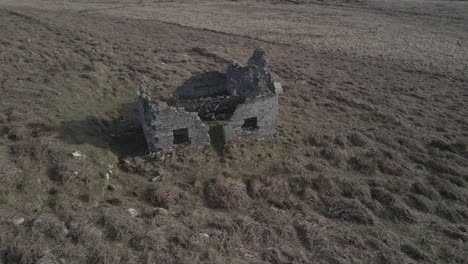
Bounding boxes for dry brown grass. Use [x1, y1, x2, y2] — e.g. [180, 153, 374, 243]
[146, 185, 186, 210]
[348, 155, 378, 175]
[247, 175, 295, 209]
[204, 177, 251, 210]
[49, 158, 93, 185]
[322, 197, 376, 225]
[0, 1, 467, 263]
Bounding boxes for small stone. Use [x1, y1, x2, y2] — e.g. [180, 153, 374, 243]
[128, 208, 139, 217]
[13, 217, 25, 225]
[273, 82, 283, 95]
[71, 151, 82, 158]
[73, 171, 79, 176]
[108, 170, 113, 175]
[153, 207, 168, 216]
[107, 184, 118, 191]
[68, 221, 79, 230]
[27, 38, 31, 43]
[200, 233, 210, 238]
[151, 176, 161, 182]
[105, 173, 110, 180]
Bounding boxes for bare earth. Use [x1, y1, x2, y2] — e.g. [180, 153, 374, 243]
[0, 0, 467, 263]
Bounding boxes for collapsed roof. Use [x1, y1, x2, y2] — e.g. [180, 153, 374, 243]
[138, 48, 282, 154]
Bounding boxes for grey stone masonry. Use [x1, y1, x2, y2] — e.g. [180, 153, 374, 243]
[175, 72, 228, 99]
[223, 94, 278, 142]
[137, 48, 281, 154]
[138, 82, 210, 153]
[226, 48, 272, 98]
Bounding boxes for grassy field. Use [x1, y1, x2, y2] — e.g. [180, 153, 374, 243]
[0, 0, 467, 263]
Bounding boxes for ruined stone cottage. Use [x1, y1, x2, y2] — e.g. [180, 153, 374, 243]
[138, 48, 283, 153]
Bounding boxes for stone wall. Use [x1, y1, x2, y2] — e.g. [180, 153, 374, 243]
[175, 72, 228, 99]
[138, 83, 210, 153]
[138, 48, 281, 154]
[223, 94, 278, 142]
[226, 48, 272, 98]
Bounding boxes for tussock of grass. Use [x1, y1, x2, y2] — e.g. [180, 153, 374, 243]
[204, 177, 250, 210]
[247, 175, 295, 208]
[348, 155, 378, 174]
[347, 132, 371, 147]
[406, 194, 435, 213]
[0, 3, 467, 263]
[320, 147, 348, 167]
[100, 207, 146, 242]
[146, 185, 186, 209]
[400, 243, 430, 262]
[322, 197, 376, 225]
[49, 158, 93, 185]
[411, 181, 439, 200]
[430, 177, 467, 202]
[302, 132, 331, 147]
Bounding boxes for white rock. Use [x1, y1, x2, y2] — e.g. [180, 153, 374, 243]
[71, 151, 82, 158]
[105, 173, 110, 180]
[108, 170, 113, 175]
[13, 217, 25, 225]
[151, 176, 161, 182]
[128, 208, 138, 217]
[200, 233, 210, 238]
[273, 82, 283, 95]
[153, 207, 168, 216]
[73, 171, 79, 176]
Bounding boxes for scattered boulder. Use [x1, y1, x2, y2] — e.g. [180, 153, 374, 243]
[12, 217, 25, 225]
[199, 233, 210, 239]
[71, 150, 82, 158]
[153, 207, 169, 216]
[128, 208, 139, 217]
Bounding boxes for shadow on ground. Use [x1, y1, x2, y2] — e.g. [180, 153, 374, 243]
[58, 102, 147, 157]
